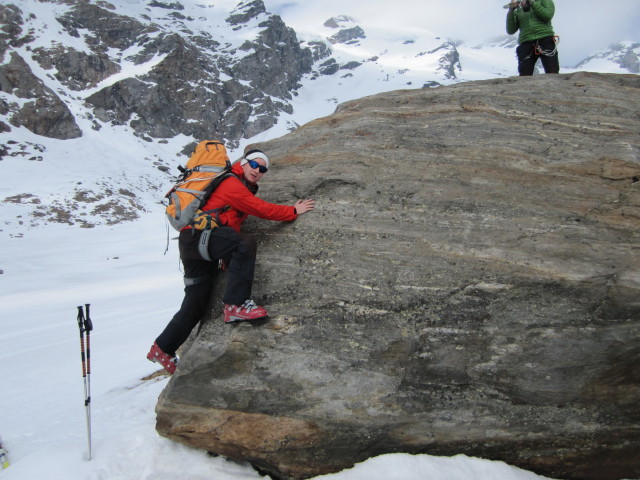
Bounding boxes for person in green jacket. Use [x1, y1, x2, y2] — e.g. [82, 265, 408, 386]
[506, 0, 559, 75]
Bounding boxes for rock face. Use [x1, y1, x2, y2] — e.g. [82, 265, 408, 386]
[155, 72, 640, 480]
[0, 0, 314, 147]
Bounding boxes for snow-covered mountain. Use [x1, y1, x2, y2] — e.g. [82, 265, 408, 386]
[574, 41, 640, 73]
[1, 0, 638, 232]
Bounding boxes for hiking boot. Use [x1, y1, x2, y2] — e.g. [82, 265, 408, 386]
[224, 299, 268, 323]
[146, 342, 178, 374]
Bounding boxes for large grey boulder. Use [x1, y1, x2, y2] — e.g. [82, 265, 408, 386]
[155, 72, 640, 480]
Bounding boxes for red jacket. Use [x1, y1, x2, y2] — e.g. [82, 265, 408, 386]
[199, 162, 297, 232]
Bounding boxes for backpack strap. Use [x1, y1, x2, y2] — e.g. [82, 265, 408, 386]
[192, 164, 229, 174]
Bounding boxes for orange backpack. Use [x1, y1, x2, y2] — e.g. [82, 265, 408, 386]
[164, 140, 233, 231]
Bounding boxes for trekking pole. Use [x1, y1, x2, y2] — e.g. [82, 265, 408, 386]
[84, 304, 93, 459]
[76, 305, 92, 460]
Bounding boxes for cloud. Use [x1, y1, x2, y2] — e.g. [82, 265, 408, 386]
[265, 0, 640, 66]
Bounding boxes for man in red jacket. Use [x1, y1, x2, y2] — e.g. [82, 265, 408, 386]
[147, 148, 315, 374]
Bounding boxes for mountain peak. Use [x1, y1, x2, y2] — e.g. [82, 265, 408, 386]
[226, 0, 267, 26]
[576, 41, 640, 72]
[323, 15, 357, 29]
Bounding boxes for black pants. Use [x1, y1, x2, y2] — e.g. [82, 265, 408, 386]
[516, 36, 559, 76]
[155, 227, 257, 356]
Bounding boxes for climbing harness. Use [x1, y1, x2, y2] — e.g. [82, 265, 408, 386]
[534, 35, 560, 57]
[520, 35, 559, 61]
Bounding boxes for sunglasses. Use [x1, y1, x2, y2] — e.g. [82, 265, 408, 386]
[246, 159, 268, 173]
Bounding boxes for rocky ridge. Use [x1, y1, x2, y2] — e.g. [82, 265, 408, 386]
[1, 0, 315, 147]
[155, 72, 640, 480]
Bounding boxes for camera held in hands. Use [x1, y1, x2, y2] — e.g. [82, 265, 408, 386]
[503, 0, 527, 9]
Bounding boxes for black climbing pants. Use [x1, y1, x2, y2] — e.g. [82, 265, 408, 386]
[516, 36, 559, 76]
[155, 227, 257, 356]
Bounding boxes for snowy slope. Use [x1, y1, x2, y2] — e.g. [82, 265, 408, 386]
[0, 1, 638, 479]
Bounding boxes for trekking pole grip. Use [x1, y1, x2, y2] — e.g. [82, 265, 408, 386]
[84, 304, 93, 332]
[77, 306, 85, 333]
[84, 304, 92, 376]
[77, 306, 86, 377]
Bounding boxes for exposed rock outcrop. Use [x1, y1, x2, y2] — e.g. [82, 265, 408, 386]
[328, 25, 365, 46]
[79, 0, 312, 147]
[0, 52, 82, 139]
[430, 41, 461, 79]
[1, 0, 314, 148]
[324, 15, 366, 46]
[155, 73, 640, 480]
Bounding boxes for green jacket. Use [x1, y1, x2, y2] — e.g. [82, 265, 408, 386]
[506, 0, 555, 44]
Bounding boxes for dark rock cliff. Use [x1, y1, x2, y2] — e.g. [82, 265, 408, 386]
[0, 0, 314, 147]
[155, 72, 640, 480]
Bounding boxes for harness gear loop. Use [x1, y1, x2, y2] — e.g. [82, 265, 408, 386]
[533, 35, 560, 57]
[193, 205, 229, 261]
[198, 229, 213, 261]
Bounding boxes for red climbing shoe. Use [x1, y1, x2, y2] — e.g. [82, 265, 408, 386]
[146, 342, 178, 374]
[224, 300, 268, 323]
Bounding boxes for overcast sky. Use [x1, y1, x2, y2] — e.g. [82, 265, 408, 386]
[264, 0, 640, 67]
